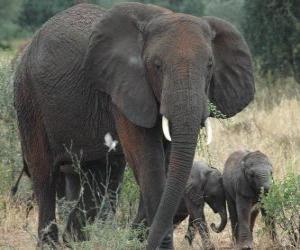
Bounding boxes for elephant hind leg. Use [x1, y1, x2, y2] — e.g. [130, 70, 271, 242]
[16, 96, 58, 246]
[26, 126, 58, 246]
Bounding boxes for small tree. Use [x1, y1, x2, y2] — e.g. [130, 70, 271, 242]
[204, 0, 245, 31]
[243, 0, 300, 84]
[18, 0, 75, 31]
[0, 0, 22, 48]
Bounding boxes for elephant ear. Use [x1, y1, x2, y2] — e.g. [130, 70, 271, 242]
[83, 3, 167, 128]
[204, 17, 255, 118]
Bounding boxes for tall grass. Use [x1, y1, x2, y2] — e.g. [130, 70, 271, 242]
[0, 54, 22, 196]
[0, 50, 299, 249]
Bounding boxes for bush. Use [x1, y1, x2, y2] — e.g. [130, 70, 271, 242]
[243, 0, 300, 84]
[0, 0, 23, 48]
[261, 172, 300, 247]
[204, 0, 245, 31]
[18, 0, 75, 31]
[0, 56, 22, 195]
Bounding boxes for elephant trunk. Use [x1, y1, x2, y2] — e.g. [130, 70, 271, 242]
[147, 100, 204, 249]
[146, 63, 207, 249]
[147, 130, 199, 249]
[210, 208, 227, 233]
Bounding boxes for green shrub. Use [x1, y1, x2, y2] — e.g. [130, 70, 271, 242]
[261, 172, 300, 247]
[118, 167, 140, 226]
[0, 56, 22, 195]
[243, 0, 300, 84]
[18, 0, 75, 31]
[0, 0, 23, 48]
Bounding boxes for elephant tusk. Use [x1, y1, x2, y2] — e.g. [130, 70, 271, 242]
[162, 116, 172, 141]
[205, 118, 212, 145]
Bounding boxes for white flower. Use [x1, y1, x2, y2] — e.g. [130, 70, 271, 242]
[104, 133, 118, 152]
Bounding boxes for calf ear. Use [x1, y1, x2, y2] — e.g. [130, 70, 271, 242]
[204, 17, 255, 118]
[83, 4, 166, 128]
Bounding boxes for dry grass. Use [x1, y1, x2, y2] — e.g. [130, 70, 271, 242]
[0, 66, 299, 249]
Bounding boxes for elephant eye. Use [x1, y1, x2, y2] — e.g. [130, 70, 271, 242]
[154, 58, 162, 72]
[207, 57, 213, 69]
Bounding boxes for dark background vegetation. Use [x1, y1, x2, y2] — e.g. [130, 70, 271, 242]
[1, 0, 299, 84]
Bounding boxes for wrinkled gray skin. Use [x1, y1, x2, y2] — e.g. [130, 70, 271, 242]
[223, 150, 276, 250]
[14, 2, 254, 249]
[133, 161, 227, 250]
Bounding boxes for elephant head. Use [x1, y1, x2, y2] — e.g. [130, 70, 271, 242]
[203, 168, 227, 233]
[242, 151, 273, 196]
[83, 2, 254, 248]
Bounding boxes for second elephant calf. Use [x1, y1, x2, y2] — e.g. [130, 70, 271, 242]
[223, 150, 276, 250]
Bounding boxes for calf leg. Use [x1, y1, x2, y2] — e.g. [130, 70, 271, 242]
[236, 196, 253, 249]
[185, 198, 214, 250]
[250, 207, 259, 233]
[184, 216, 196, 246]
[226, 195, 238, 242]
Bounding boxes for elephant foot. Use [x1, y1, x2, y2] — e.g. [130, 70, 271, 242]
[202, 241, 215, 250]
[204, 244, 215, 250]
[158, 232, 174, 250]
[238, 240, 253, 250]
[130, 222, 148, 242]
[184, 234, 193, 245]
[63, 209, 88, 243]
[37, 223, 59, 249]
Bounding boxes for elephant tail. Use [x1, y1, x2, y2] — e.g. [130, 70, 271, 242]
[10, 159, 30, 196]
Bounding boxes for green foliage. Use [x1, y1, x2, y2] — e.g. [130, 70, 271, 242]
[243, 0, 300, 83]
[261, 172, 300, 247]
[0, 55, 22, 195]
[118, 167, 140, 225]
[138, 0, 204, 16]
[18, 0, 75, 31]
[208, 101, 226, 119]
[204, 0, 245, 30]
[0, 0, 23, 48]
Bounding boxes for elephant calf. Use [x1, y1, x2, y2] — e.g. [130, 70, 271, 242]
[223, 150, 276, 250]
[133, 160, 227, 250]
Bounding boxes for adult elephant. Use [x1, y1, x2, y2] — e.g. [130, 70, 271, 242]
[14, 2, 255, 249]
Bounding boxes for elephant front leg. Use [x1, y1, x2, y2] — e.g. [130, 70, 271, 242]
[236, 196, 253, 249]
[63, 167, 105, 242]
[113, 109, 172, 249]
[226, 194, 238, 243]
[250, 207, 259, 233]
[185, 199, 214, 250]
[131, 193, 148, 242]
[184, 216, 196, 245]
